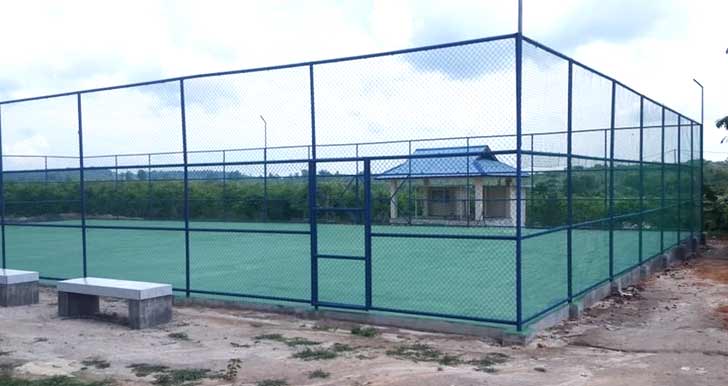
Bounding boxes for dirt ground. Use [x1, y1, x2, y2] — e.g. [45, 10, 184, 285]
[1, 239, 727, 386]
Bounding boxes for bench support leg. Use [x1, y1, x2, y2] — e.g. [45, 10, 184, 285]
[128, 295, 173, 329]
[0, 282, 39, 307]
[58, 291, 99, 317]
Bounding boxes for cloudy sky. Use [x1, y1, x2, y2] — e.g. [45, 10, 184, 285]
[0, 0, 725, 167]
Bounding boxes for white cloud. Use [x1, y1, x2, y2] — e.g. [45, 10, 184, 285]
[0, 0, 724, 170]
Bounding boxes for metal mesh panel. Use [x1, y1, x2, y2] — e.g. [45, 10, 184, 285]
[183, 67, 311, 162]
[522, 230, 567, 319]
[372, 236, 516, 321]
[5, 226, 82, 279]
[86, 228, 186, 288]
[189, 231, 310, 301]
[313, 38, 516, 152]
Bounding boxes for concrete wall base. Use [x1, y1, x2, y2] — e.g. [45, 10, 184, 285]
[129, 295, 173, 329]
[569, 281, 612, 320]
[0, 281, 39, 307]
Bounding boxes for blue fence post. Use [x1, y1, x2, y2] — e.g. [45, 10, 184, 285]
[147, 153, 152, 216]
[408, 140, 412, 225]
[363, 159, 372, 309]
[466, 137, 470, 226]
[660, 107, 665, 252]
[263, 135, 268, 222]
[308, 64, 318, 308]
[690, 121, 694, 240]
[638, 97, 644, 264]
[608, 82, 615, 280]
[677, 116, 681, 244]
[515, 33, 524, 331]
[180, 79, 191, 298]
[222, 150, 227, 220]
[0, 105, 5, 269]
[77, 93, 88, 277]
[566, 61, 573, 301]
[700, 120, 703, 240]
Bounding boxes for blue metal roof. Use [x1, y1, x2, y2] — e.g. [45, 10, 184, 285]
[376, 146, 522, 179]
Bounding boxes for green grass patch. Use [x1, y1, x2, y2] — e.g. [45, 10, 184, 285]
[128, 363, 169, 377]
[167, 332, 190, 341]
[331, 343, 354, 352]
[81, 358, 110, 370]
[308, 369, 330, 379]
[467, 353, 510, 373]
[152, 369, 211, 386]
[386, 343, 443, 363]
[128, 363, 214, 386]
[291, 348, 338, 361]
[255, 334, 320, 347]
[0, 376, 111, 386]
[256, 380, 288, 386]
[350, 326, 379, 338]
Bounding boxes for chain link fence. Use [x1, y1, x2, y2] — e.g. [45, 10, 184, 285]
[0, 33, 701, 331]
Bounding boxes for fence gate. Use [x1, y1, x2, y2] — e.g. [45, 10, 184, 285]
[311, 159, 372, 310]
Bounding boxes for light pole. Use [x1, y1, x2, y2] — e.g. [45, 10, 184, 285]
[518, 0, 523, 34]
[692, 79, 704, 242]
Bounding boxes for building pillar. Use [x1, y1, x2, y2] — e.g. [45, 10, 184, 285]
[521, 185, 527, 227]
[455, 186, 466, 219]
[422, 179, 430, 217]
[474, 178, 484, 221]
[388, 179, 398, 219]
[509, 180, 517, 227]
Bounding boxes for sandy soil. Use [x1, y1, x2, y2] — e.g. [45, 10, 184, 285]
[1, 239, 727, 386]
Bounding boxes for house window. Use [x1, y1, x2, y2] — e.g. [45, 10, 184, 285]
[485, 186, 509, 218]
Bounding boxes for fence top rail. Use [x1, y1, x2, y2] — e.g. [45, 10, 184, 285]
[0, 123, 686, 162]
[0, 33, 518, 106]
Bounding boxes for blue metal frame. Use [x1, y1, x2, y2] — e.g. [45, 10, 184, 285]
[308, 64, 318, 309]
[661, 107, 665, 252]
[677, 116, 681, 244]
[77, 93, 88, 277]
[0, 32, 703, 332]
[639, 97, 644, 263]
[566, 61, 573, 301]
[608, 81, 616, 280]
[515, 32, 524, 331]
[180, 80, 191, 297]
[0, 105, 4, 270]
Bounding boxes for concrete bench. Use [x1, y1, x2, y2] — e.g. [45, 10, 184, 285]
[0, 269, 39, 307]
[57, 277, 173, 329]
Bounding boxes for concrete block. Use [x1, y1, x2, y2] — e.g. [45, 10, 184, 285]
[0, 269, 39, 285]
[128, 295, 173, 329]
[58, 277, 172, 300]
[58, 291, 99, 317]
[611, 267, 640, 293]
[0, 281, 39, 307]
[639, 264, 650, 280]
[569, 282, 611, 320]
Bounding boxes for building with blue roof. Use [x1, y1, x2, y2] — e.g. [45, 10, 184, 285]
[377, 145, 527, 226]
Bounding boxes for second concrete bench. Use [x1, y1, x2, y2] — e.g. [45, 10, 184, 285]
[0, 269, 39, 307]
[57, 277, 173, 329]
